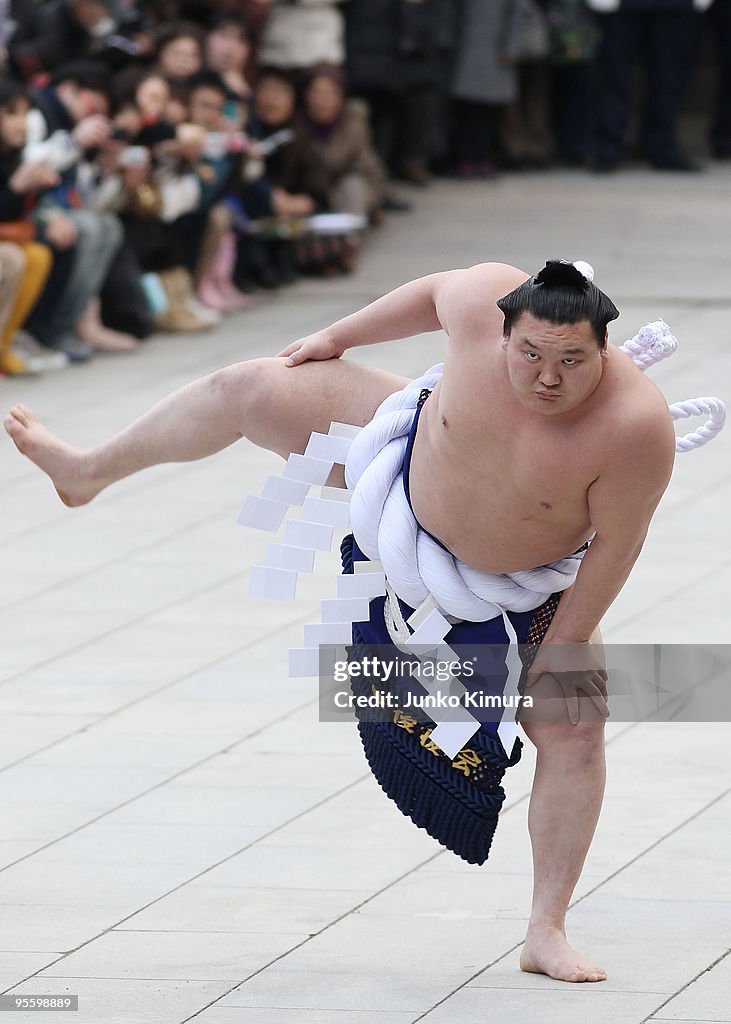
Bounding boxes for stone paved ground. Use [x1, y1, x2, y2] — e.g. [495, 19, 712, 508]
[0, 168, 729, 1024]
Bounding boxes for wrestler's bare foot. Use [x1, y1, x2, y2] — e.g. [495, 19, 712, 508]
[520, 925, 607, 983]
[3, 405, 100, 507]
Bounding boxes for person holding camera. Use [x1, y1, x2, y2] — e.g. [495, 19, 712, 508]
[20, 59, 137, 360]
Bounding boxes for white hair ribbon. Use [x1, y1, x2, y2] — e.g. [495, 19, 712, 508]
[572, 260, 595, 283]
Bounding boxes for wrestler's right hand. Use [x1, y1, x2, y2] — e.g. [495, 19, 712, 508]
[526, 639, 609, 725]
[278, 330, 344, 367]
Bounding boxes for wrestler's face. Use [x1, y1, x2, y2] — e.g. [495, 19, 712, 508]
[502, 313, 607, 415]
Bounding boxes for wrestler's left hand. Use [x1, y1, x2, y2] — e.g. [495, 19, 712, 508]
[526, 639, 609, 724]
[278, 330, 344, 366]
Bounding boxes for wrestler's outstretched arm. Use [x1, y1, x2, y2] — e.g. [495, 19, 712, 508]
[278, 262, 526, 365]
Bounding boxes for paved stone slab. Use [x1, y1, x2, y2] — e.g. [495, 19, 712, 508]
[597, 795, 730, 904]
[38, 929, 307, 982]
[122, 884, 374, 936]
[0, 953, 62, 994]
[2, 977, 235, 1024]
[650, 953, 731, 1020]
[214, 965, 463, 1014]
[193, 1009, 418, 1024]
[419, 985, 671, 1024]
[0, 904, 138, 953]
[248, 910, 528, 982]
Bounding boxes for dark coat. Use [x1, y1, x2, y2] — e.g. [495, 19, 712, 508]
[9, 0, 144, 78]
[0, 154, 29, 222]
[288, 106, 387, 210]
[345, 0, 455, 91]
[9, 0, 89, 78]
[451, 0, 525, 104]
[586, 0, 703, 9]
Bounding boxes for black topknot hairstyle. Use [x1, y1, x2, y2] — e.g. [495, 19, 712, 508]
[496, 259, 619, 348]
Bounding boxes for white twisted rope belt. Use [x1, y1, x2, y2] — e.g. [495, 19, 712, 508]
[237, 318, 727, 758]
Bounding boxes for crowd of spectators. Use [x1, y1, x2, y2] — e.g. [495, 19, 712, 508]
[0, 0, 727, 377]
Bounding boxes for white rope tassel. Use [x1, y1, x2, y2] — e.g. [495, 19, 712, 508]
[619, 319, 678, 369]
[619, 319, 727, 452]
[669, 397, 727, 452]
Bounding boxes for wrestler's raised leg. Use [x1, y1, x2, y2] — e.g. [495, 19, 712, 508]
[518, 679, 608, 983]
[4, 357, 409, 506]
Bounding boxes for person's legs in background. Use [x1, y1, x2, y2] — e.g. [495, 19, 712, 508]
[355, 87, 401, 173]
[642, 9, 703, 170]
[195, 204, 251, 312]
[449, 97, 498, 179]
[499, 62, 553, 169]
[122, 213, 215, 333]
[25, 245, 74, 352]
[709, 0, 731, 157]
[0, 243, 28, 375]
[552, 61, 594, 167]
[590, 11, 641, 170]
[72, 212, 140, 353]
[31, 210, 129, 361]
[397, 86, 441, 184]
[0, 242, 60, 375]
[99, 240, 153, 341]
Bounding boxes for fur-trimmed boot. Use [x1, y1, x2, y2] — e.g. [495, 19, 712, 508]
[198, 233, 251, 312]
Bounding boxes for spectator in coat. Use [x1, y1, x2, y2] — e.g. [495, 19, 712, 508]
[204, 12, 252, 105]
[184, 70, 252, 312]
[0, 75, 56, 374]
[238, 67, 316, 289]
[544, 0, 601, 166]
[21, 60, 137, 360]
[8, 0, 147, 81]
[708, 0, 731, 157]
[345, 0, 455, 185]
[291, 65, 386, 220]
[450, 0, 523, 177]
[588, 0, 711, 171]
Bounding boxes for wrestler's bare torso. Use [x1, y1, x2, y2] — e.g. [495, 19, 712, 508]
[407, 264, 673, 574]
